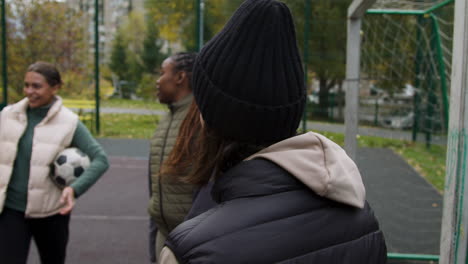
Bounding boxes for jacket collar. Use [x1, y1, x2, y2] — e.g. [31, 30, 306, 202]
[11, 96, 63, 125]
[169, 94, 193, 113]
[246, 132, 365, 208]
[211, 132, 366, 208]
[211, 159, 303, 203]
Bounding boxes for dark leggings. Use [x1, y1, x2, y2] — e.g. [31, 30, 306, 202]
[0, 207, 70, 264]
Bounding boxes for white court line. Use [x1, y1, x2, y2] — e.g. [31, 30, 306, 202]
[72, 215, 147, 221]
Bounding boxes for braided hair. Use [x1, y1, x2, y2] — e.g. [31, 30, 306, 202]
[170, 52, 197, 84]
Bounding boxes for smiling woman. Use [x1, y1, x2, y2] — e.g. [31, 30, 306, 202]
[23, 64, 61, 109]
[0, 61, 110, 264]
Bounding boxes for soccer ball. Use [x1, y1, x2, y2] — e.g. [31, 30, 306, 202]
[51, 148, 90, 188]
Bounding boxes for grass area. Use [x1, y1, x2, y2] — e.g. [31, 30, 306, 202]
[316, 130, 447, 193]
[394, 144, 446, 193]
[93, 113, 159, 139]
[88, 109, 447, 193]
[101, 98, 166, 110]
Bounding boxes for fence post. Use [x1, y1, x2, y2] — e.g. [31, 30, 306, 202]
[430, 13, 449, 131]
[412, 91, 420, 141]
[412, 15, 424, 142]
[1, 0, 7, 110]
[94, 0, 100, 134]
[196, 0, 204, 52]
[374, 97, 378, 126]
[302, 0, 311, 133]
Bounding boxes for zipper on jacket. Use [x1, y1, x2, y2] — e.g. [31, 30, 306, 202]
[158, 108, 174, 231]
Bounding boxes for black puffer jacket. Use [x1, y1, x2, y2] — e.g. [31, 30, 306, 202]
[164, 132, 387, 264]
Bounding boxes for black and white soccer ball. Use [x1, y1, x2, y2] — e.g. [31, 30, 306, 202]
[51, 148, 90, 188]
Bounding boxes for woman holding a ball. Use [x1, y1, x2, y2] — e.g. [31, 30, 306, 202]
[0, 61, 109, 264]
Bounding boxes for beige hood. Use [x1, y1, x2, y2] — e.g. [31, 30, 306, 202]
[247, 132, 365, 208]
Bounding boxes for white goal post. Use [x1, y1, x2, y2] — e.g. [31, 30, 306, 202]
[345, 0, 468, 262]
[440, 0, 468, 262]
[344, 0, 376, 160]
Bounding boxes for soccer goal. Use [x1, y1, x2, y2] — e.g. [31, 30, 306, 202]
[363, 0, 452, 144]
[346, 0, 453, 158]
[346, 0, 453, 157]
[345, 0, 468, 263]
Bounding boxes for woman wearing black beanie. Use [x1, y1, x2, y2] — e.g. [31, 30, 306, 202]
[160, 0, 387, 263]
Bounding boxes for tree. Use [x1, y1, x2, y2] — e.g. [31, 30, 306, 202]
[203, 0, 244, 43]
[141, 17, 164, 73]
[109, 11, 165, 99]
[155, 0, 352, 117]
[109, 30, 128, 81]
[144, 0, 195, 50]
[144, 0, 243, 52]
[6, 0, 89, 99]
[144, 0, 353, 118]
[284, 0, 351, 117]
[120, 11, 147, 83]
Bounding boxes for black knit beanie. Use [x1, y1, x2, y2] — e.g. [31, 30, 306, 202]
[193, 0, 305, 144]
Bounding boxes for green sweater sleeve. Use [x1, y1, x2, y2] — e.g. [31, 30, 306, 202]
[70, 121, 109, 197]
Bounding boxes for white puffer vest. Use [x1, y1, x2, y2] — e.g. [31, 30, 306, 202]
[0, 96, 78, 217]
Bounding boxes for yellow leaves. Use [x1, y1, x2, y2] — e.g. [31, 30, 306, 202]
[159, 15, 186, 42]
[147, 0, 196, 43]
[120, 11, 146, 54]
[146, 0, 240, 46]
[6, 1, 90, 100]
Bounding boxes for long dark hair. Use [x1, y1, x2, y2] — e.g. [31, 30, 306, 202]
[185, 125, 265, 185]
[162, 102, 265, 185]
[161, 101, 201, 178]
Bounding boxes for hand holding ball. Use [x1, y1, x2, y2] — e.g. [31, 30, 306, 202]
[51, 148, 90, 188]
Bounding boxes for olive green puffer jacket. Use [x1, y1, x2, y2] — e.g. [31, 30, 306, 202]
[148, 95, 196, 237]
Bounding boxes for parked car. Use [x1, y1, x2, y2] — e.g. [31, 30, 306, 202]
[381, 111, 414, 129]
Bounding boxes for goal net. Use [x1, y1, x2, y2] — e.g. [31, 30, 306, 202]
[360, 0, 453, 141]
